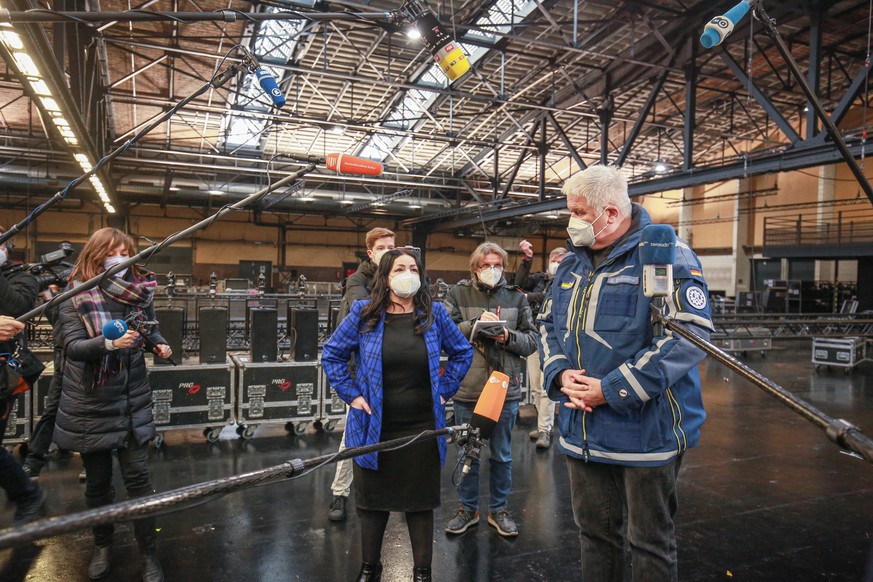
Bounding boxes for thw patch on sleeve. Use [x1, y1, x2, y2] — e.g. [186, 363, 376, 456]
[685, 286, 707, 309]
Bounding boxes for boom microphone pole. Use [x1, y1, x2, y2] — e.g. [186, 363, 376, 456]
[0, 426, 465, 549]
[653, 308, 873, 464]
[15, 168, 313, 323]
[0, 46, 270, 247]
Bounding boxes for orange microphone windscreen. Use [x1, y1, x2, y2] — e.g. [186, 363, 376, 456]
[325, 153, 383, 176]
[470, 371, 509, 440]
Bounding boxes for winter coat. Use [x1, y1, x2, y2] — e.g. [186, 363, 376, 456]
[54, 279, 167, 454]
[539, 204, 714, 467]
[321, 300, 473, 470]
[338, 260, 377, 321]
[514, 259, 550, 317]
[443, 277, 538, 403]
[0, 270, 39, 356]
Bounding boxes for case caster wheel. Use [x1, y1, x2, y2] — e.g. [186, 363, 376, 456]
[760, 351, 767, 359]
[242, 425, 256, 440]
[813, 364, 821, 373]
[312, 419, 323, 431]
[204, 427, 221, 443]
[324, 420, 337, 433]
[154, 434, 165, 449]
[284, 422, 295, 432]
[293, 422, 308, 436]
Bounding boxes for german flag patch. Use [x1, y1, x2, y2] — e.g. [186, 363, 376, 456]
[690, 268, 702, 277]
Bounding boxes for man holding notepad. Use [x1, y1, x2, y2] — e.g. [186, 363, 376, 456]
[442, 241, 538, 538]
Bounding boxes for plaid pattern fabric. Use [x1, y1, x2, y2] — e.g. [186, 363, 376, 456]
[70, 272, 156, 384]
[322, 300, 473, 470]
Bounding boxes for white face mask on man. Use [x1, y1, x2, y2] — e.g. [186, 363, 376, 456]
[104, 255, 128, 279]
[477, 266, 503, 288]
[389, 271, 421, 298]
[547, 261, 559, 277]
[566, 208, 607, 248]
[372, 249, 389, 266]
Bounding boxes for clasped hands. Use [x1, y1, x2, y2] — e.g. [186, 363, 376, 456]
[560, 369, 606, 413]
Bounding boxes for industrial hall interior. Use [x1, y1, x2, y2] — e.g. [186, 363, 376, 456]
[0, 0, 872, 580]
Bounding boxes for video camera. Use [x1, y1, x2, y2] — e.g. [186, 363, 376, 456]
[1, 242, 74, 291]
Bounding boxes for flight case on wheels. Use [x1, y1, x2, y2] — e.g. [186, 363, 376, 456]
[231, 355, 320, 438]
[146, 358, 236, 446]
[319, 366, 347, 434]
[812, 337, 867, 372]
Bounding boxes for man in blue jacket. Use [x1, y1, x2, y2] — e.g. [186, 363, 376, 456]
[539, 165, 713, 581]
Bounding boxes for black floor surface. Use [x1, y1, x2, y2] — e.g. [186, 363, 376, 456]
[1, 339, 871, 581]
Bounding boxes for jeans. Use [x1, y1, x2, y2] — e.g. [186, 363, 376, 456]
[527, 351, 554, 433]
[453, 399, 518, 513]
[81, 439, 156, 552]
[566, 455, 683, 582]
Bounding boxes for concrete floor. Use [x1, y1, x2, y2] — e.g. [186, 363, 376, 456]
[0, 339, 871, 581]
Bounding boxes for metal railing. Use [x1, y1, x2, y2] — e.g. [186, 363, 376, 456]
[764, 207, 873, 249]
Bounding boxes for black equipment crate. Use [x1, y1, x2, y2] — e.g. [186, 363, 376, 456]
[32, 360, 55, 423]
[232, 355, 320, 436]
[3, 383, 31, 446]
[146, 358, 235, 444]
[319, 365, 347, 433]
[812, 337, 867, 371]
[715, 328, 772, 357]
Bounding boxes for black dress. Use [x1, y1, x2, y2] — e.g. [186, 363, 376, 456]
[353, 312, 439, 512]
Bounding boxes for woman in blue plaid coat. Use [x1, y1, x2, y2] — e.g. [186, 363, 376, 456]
[322, 248, 473, 582]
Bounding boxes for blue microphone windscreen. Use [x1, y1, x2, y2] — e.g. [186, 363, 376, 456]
[102, 319, 128, 340]
[639, 224, 677, 265]
[256, 69, 286, 108]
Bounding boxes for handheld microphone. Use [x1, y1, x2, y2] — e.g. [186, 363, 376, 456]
[325, 153, 383, 176]
[700, 0, 753, 49]
[255, 68, 286, 109]
[102, 319, 128, 341]
[239, 45, 286, 109]
[460, 371, 509, 480]
[402, 0, 470, 82]
[639, 224, 676, 298]
[640, 224, 677, 337]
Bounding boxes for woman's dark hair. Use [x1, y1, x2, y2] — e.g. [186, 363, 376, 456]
[359, 248, 433, 334]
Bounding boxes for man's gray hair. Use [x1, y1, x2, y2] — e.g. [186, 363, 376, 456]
[561, 165, 632, 217]
[549, 247, 568, 261]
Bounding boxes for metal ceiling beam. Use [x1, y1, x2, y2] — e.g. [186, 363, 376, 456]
[105, 38, 601, 119]
[616, 65, 671, 167]
[427, 139, 873, 232]
[806, 1, 825, 140]
[827, 64, 870, 131]
[717, 48, 801, 145]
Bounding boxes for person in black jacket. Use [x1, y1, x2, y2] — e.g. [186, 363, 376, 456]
[55, 227, 171, 582]
[0, 229, 46, 525]
[328, 226, 395, 522]
[514, 241, 568, 449]
[22, 286, 64, 479]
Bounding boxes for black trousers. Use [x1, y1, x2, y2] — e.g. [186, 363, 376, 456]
[24, 375, 61, 471]
[0, 397, 38, 503]
[81, 439, 156, 552]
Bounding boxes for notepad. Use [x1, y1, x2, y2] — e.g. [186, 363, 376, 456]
[471, 319, 507, 340]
